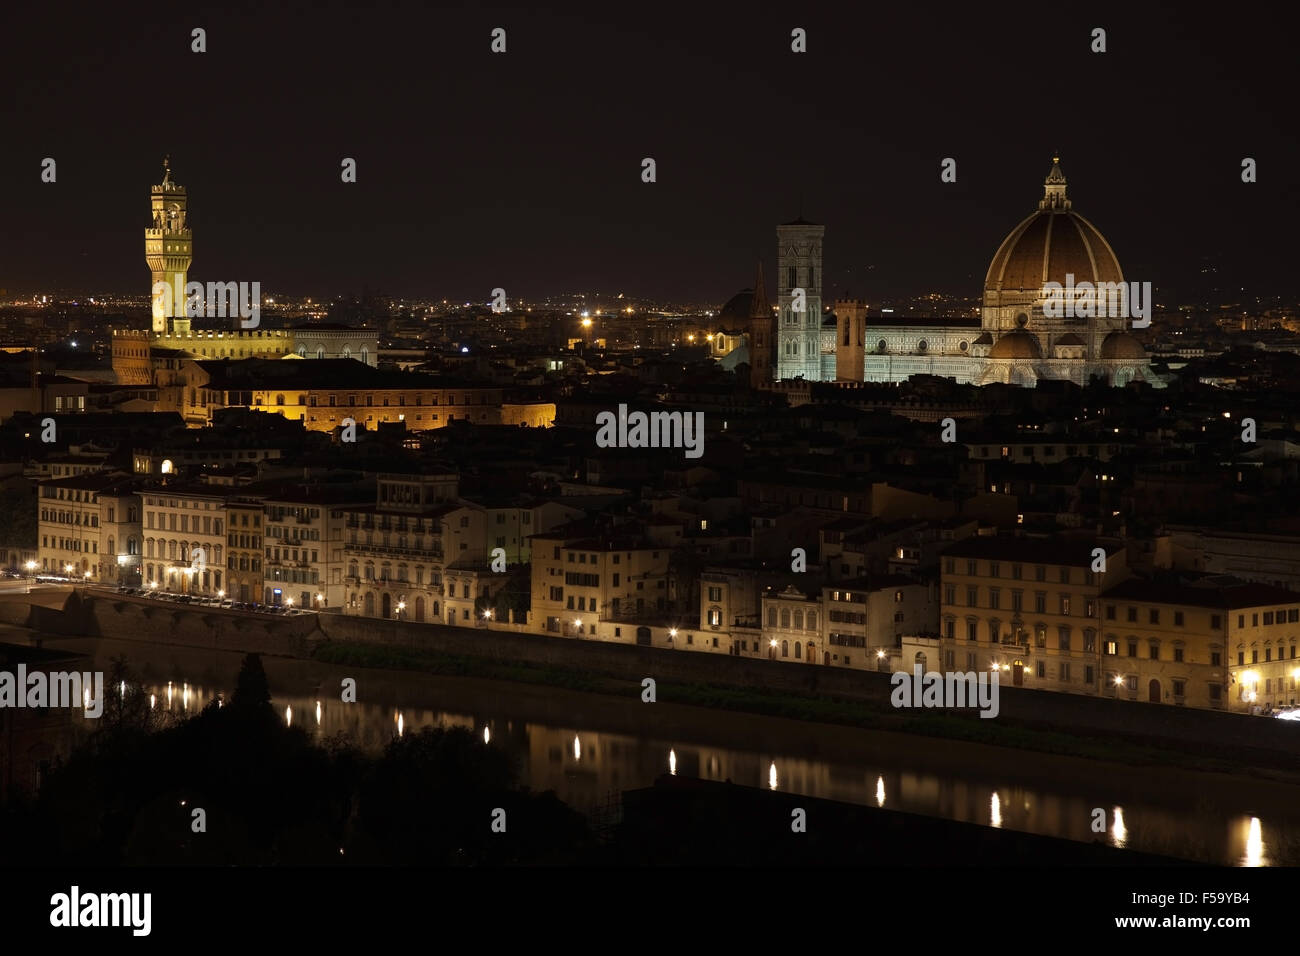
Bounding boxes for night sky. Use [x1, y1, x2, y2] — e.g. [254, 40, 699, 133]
[3, 1, 1296, 305]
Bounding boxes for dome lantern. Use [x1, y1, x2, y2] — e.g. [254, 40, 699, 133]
[1039, 155, 1071, 211]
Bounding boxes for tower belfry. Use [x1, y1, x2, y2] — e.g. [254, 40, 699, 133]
[146, 155, 193, 334]
[776, 218, 824, 381]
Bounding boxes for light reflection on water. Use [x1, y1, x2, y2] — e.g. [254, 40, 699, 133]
[132, 678, 1288, 866]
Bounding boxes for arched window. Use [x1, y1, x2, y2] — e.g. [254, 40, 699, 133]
[795, 641, 802, 659]
[767, 606, 776, 626]
[317, 346, 325, 359]
[781, 640, 789, 658]
[342, 346, 352, 359]
[276, 394, 285, 406]
[914, 651, 928, 673]
[359, 347, 369, 364]
[793, 610, 803, 630]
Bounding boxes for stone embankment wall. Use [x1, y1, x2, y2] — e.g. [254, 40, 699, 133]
[11, 591, 1298, 759]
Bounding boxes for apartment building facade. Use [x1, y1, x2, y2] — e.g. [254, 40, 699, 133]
[936, 536, 1129, 695]
[529, 528, 673, 639]
[37, 473, 141, 584]
[141, 483, 228, 595]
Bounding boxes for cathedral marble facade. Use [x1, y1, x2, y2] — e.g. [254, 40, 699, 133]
[745, 159, 1160, 389]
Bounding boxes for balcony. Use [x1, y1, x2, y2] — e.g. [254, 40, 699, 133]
[346, 541, 442, 561]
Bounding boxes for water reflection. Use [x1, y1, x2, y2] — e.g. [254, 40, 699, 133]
[1111, 807, 1127, 848]
[111, 670, 1294, 867]
[1244, 816, 1266, 867]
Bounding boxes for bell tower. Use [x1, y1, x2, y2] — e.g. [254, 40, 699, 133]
[776, 218, 824, 381]
[145, 156, 193, 334]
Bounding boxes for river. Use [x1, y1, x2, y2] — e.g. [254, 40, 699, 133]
[26, 631, 1300, 866]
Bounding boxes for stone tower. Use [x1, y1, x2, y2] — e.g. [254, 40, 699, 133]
[834, 298, 867, 381]
[747, 261, 773, 388]
[776, 219, 824, 381]
[146, 156, 193, 334]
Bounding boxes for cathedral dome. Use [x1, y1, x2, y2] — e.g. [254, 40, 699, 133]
[1100, 331, 1147, 360]
[718, 290, 755, 324]
[990, 331, 1042, 360]
[984, 159, 1122, 296]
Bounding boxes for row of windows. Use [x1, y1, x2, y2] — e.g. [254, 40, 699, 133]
[943, 559, 1093, 584]
[943, 618, 1100, 652]
[144, 540, 223, 563]
[765, 607, 819, 630]
[974, 445, 1102, 458]
[145, 497, 219, 509]
[944, 586, 1093, 617]
[146, 512, 223, 534]
[1236, 646, 1299, 665]
[265, 391, 494, 408]
[143, 564, 221, 590]
[563, 551, 652, 564]
[1237, 609, 1299, 628]
[345, 564, 448, 589]
[1104, 605, 1209, 627]
[42, 537, 98, 553]
[40, 510, 99, 527]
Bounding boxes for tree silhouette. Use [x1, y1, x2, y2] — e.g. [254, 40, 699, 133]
[231, 653, 272, 712]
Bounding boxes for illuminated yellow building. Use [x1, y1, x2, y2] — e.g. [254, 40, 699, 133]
[1103, 578, 1300, 712]
[938, 536, 1127, 694]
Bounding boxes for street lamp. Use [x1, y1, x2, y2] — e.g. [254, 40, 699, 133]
[573, 618, 582, 637]
[395, 600, 405, 620]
